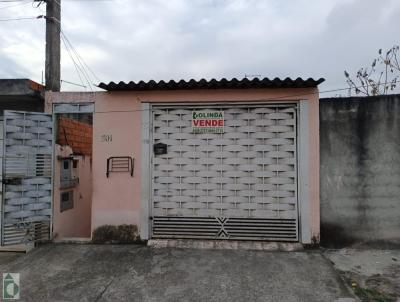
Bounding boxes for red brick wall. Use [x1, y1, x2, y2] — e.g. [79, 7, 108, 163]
[57, 117, 92, 156]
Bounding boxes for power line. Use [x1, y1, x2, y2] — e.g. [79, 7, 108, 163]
[1, 0, 104, 92]
[91, 81, 397, 114]
[61, 31, 95, 90]
[60, 31, 94, 91]
[61, 79, 87, 88]
[60, 33, 88, 90]
[32, 0, 45, 10]
[62, 30, 101, 83]
[42, 14, 98, 91]
[0, 0, 30, 10]
[0, 0, 112, 2]
[0, 15, 43, 21]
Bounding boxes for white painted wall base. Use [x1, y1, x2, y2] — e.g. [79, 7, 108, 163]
[148, 239, 304, 251]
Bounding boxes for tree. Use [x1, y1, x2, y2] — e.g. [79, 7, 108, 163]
[345, 45, 399, 96]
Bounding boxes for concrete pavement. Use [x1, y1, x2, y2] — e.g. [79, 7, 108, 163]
[0, 244, 355, 302]
[324, 248, 400, 301]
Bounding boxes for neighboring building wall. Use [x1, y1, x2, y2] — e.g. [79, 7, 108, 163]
[0, 99, 44, 113]
[0, 79, 45, 113]
[0, 79, 43, 96]
[53, 145, 92, 239]
[57, 117, 93, 156]
[320, 95, 400, 247]
[0, 79, 45, 245]
[46, 89, 320, 241]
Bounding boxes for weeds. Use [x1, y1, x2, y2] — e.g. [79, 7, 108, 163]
[354, 286, 394, 302]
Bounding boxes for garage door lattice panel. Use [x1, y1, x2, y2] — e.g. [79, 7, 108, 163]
[1, 111, 53, 245]
[152, 105, 298, 241]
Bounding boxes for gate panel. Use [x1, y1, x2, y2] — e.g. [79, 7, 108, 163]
[1, 111, 53, 245]
[151, 105, 298, 241]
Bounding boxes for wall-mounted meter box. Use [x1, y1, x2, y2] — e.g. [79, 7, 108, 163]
[154, 143, 167, 155]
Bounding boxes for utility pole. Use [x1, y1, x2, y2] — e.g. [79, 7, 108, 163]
[46, 0, 61, 91]
[35, 0, 61, 91]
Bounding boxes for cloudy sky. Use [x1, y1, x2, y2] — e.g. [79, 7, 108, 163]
[0, 0, 399, 95]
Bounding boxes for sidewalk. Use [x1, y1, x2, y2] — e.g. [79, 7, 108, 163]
[0, 244, 356, 302]
[324, 249, 400, 301]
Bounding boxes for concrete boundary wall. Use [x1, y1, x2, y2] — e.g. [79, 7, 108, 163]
[320, 95, 400, 247]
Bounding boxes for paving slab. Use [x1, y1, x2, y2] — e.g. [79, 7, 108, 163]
[0, 244, 355, 302]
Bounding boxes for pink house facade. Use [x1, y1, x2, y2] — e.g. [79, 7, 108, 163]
[46, 77, 324, 244]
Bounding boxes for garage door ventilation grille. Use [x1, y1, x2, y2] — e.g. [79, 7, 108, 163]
[2, 222, 50, 245]
[152, 217, 297, 241]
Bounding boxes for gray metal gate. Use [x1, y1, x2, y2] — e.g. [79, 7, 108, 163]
[151, 104, 298, 241]
[1, 111, 53, 245]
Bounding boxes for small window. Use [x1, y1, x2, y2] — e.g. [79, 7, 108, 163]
[63, 160, 69, 170]
[60, 159, 78, 189]
[60, 191, 74, 212]
[73, 160, 78, 169]
[61, 159, 72, 181]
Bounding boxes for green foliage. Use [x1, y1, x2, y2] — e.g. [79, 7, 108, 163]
[354, 287, 394, 302]
[92, 224, 139, 244]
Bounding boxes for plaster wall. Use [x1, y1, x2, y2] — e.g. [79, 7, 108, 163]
[46, 88, 320, 240]
[320, 96, 400, 247]
[53, 145, 92, 239]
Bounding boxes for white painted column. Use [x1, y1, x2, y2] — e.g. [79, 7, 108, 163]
[298, 100, 311, 244]
[140, 103, 151, 240]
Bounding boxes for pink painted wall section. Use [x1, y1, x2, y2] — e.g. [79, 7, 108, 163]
[53, 145, 92, 239]
[46, 88, 320, 240]
[91, 107, 141, 230]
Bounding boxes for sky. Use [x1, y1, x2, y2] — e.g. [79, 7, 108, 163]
[0, 0, 399, 96]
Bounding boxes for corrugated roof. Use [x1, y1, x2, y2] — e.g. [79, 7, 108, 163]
[98, 77, 325, 91]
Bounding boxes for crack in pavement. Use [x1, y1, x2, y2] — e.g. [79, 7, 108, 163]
[94, 276, 115, 302]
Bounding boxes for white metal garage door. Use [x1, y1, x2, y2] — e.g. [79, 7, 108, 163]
[151, 104, 298, 241]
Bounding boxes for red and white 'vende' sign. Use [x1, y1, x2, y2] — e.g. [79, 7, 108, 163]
[192, 111, 224, 133]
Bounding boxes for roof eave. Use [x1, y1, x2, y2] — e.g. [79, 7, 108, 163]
[97, 77, 325, 92]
